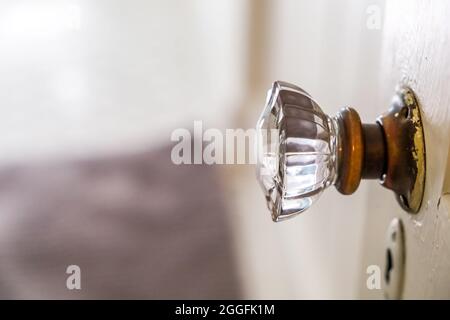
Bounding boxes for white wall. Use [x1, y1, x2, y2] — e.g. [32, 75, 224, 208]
[0, 0, 248, 164]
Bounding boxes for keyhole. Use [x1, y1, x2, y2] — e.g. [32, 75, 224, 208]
[385, 248, 394, 284]
[384, 218, 404, 299]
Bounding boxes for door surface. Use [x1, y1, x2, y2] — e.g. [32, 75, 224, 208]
[226, 0, 450, 299]
[359, 0, 450, 299]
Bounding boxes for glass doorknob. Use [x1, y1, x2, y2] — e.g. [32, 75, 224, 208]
[256, 81, 426, 222]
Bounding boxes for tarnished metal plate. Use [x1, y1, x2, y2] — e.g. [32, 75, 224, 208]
[377, 86, 426, 213]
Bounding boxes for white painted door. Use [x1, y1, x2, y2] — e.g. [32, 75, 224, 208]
[359, 0, 450, 299]
[231, 0, 450, 299]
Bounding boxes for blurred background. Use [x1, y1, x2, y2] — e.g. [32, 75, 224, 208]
[0, 0, 385, 299]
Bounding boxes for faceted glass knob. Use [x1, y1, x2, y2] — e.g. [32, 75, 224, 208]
[256, 81, 427, 222]
[256, 81, 338, 222]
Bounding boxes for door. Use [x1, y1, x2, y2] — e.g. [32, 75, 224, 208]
[359, 0, 450, 299]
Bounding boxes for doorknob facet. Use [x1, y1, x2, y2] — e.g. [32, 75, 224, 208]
[256, 81, 426, 222]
